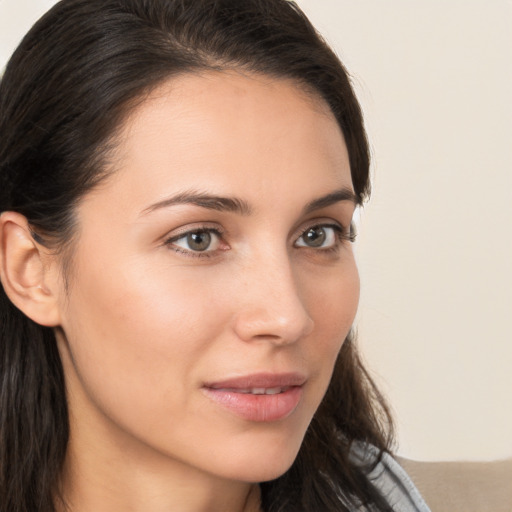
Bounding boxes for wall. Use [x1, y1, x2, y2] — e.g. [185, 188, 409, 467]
[1, 0, 511, 462]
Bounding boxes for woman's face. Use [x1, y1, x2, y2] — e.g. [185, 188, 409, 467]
[55, 71, 359, 484]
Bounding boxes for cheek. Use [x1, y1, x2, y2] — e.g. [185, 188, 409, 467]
[66, 246, 227, 343]
[270, 258, 360, 458]
[58, 252, 230, 426]
[307, 256, 360, 334]
[304, 257, 360, 377]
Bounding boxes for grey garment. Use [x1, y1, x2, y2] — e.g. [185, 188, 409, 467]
[366, 451, 431, 512]
[351, 444, 431, 512]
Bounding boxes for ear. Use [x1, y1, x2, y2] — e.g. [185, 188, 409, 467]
[0, 212, 62, 327]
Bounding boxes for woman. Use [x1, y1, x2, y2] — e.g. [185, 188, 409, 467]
[0, 0, 430, 511]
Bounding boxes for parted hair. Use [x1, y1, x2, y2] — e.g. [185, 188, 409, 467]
[0, 1, 393, 510]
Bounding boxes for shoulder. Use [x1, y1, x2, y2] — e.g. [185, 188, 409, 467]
[350, 443, 431, 512]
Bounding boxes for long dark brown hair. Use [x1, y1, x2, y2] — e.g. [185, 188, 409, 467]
[0, 1, 394, 510]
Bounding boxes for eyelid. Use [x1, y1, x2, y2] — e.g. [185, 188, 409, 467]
[164, 221, 224, 237]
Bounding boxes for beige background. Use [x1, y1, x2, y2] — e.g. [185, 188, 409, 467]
[1, 0, 511, 462]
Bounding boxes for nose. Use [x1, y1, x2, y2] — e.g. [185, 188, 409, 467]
[232, 254, 314, 345]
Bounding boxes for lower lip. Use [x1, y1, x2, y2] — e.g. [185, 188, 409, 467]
[202, 386, 303, 422]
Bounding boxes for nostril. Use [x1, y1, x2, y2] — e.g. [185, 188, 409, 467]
[303, 316, 315, 337]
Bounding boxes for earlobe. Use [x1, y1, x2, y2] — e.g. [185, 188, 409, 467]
[0, 212, 61, 327]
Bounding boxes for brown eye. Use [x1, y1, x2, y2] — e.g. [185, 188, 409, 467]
[295, 225, 338, 249]
[170, 229, 221, 253]
[187, 231, 212, 251]
[303, 227, 327, 247]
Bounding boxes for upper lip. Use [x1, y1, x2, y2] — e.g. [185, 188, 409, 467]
[204, 372, 307, 390]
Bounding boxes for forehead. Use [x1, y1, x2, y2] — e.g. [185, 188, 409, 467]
[94, 70, 352, 215]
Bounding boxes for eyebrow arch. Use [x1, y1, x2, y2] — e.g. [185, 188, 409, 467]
[141, 190, 252, 216]
[302, 187, 358, 215]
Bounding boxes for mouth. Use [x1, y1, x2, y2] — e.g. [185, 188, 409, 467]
[212, 386, 292, 395]
[202, 373, 306, 422]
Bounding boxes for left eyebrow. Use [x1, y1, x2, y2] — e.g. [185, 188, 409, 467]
[140, 189, 252, 216]
[302, 187, 358, 215]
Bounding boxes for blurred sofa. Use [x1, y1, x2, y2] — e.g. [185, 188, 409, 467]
[398, 457, 512, 512]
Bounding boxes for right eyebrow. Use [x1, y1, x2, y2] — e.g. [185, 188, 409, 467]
[140, 189, 253, 217]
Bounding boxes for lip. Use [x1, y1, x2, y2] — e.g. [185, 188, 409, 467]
[202, 372, 306, 422]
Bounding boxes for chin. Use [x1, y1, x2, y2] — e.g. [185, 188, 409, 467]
[254, 459, 297, 483]
[213, 434, 304, 484]
[192, 397, 319, 484]
[224, 458, 297, 484]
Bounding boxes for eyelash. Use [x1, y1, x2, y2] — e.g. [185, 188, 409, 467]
[164, 223, 356, 259]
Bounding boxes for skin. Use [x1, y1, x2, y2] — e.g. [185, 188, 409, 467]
[10, 71, 360, 511]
